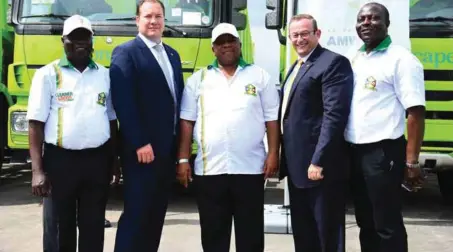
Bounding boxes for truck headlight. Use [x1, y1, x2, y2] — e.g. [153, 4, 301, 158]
[11, 112, 29, 133]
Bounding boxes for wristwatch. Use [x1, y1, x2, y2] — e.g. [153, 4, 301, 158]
[406, 162, 421, 169]
[177, 158, 189, 164]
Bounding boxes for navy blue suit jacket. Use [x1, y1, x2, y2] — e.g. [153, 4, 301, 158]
[279, 45, 354, 188]
[110, 36, 184, 161]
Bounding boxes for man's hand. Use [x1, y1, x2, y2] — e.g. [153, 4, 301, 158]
[308, 164, 324, 181]
[264, 153, 279, 179]
[111, 158, 121, 185]
[32, 170, 50, 197]
[136, 144, 155, 163]
[404, 165, 425, 191]
[176, 163, 192, 188]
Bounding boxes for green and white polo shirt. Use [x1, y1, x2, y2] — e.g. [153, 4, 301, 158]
[345, 36, 426, 144]
[180, 58, 280, 175]
[26, 56, 116, 150]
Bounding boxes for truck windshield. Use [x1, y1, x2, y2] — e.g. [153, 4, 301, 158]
[18, 0, 215, 27]
[410, 0, 453, 24]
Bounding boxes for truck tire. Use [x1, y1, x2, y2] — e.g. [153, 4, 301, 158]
[437, 170, 453, 205]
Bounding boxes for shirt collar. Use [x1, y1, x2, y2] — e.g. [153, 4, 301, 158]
[359, 35, 392, 52]
[208, 57, 251, 70]
[138, 32, 163, 49]
[58, 55, 98, 70]
[298, 47, 316, 63]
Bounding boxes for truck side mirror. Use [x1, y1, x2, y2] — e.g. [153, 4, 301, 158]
[265, 0, 282, 30]
[231, 0, 247, 30]
[7, 4, 12, 25]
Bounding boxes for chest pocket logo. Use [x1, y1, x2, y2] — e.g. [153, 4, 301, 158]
[244, 84, 257, 96]
[97, 92, 107, 106]
[364, 76, 377, 91]
[56, 91, 74, 102]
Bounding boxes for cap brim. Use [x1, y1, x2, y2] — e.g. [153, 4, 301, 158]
[63, 27, 94, 36]
[212, 32, 239, 44]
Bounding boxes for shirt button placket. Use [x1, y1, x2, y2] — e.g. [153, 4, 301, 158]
[80, 73, 88, 147]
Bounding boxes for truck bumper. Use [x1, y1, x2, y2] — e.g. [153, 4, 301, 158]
[419, 153, 453, 171]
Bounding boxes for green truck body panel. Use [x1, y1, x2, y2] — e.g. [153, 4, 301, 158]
[0, 0, 14, 106]
[3, 0, 253, 154]
[413, 37, 453, 154]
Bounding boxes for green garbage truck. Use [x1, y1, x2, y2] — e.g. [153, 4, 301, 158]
[0, 0, 254, 173]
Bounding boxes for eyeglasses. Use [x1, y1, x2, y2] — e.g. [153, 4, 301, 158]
[289, 31, 315, 39]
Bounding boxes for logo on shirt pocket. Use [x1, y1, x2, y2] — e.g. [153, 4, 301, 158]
[97, 92, 107, 106]
[244, 84, 257, 96]
[56, 91, 74, 102]
[364, 76, 377, 91]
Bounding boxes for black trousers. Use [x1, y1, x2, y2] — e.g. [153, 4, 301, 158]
[349, 136, 408, 252]
[288, 179, 346, 252]
[43, 196, 58, 252]
[43, 141, 112, 252]
[194, 174, 265, 252]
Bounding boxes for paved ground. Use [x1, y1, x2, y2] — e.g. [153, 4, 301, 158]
[1, 162, 453, 252]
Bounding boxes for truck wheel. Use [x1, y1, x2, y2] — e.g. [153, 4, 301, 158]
[437, 170, 453, 205]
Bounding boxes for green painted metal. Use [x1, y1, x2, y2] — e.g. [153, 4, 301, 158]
[0, 0, 14, 106]
[4, 0, 254, 152]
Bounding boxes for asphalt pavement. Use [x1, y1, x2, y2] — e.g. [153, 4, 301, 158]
[1, 162, 453, 252]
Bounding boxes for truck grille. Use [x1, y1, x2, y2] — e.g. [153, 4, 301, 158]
[425, 70, 453, 82]
[423, 141, 453, 149]
[423, 70, 453, 119]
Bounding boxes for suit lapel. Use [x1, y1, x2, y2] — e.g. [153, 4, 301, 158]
[163, 44, 181, 98]
[135, 36, 175, 98]
[136, 36, 160, 69]
[287, 61, 313, 103]
[285, 45, 323, 111]
[280, 61, 297, 102]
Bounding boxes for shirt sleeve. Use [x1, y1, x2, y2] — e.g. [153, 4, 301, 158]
[259, 68, 280, 121]
[26, 68, 51, 122]
[105, 70, 117, 121]
[394, 53, 426, 109]
[180, 71, 200, 121]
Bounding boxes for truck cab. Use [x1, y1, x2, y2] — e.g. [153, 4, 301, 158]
[0, 0, 253, 169]
[410, 0, 453, 203]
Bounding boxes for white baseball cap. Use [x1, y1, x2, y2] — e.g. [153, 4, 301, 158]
[211, 23, 240, 44]
[62, 15, 93, 36]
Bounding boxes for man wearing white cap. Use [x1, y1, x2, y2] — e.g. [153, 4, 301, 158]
[27, 14, 119, 252]
[177, 22, 280, 252]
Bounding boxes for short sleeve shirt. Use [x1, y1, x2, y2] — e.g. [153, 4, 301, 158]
[180, 59, 280, 175]
[344, 36, 426, 144]
[26, 57, 116, 150]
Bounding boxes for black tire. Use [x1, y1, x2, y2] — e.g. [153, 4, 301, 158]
[437, 169, 453, 205]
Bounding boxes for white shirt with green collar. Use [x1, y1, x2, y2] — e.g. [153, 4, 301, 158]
[26, 56, 116, 150]
[180, 58, 280, 175]
[345, 36, 425, 144]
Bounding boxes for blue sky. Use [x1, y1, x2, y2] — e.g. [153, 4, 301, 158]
[248, 0, 280, 85]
